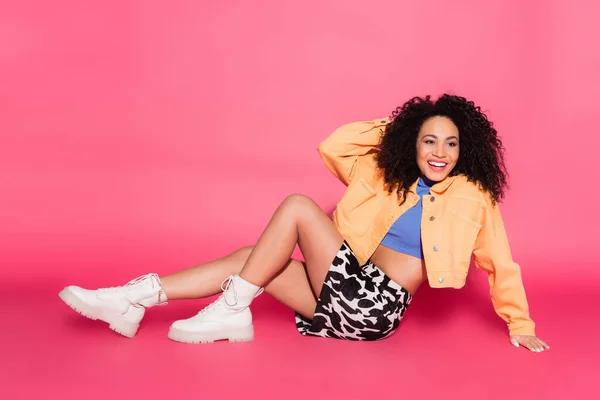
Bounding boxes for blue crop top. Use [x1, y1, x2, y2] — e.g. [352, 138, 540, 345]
[380, 177, 434, 259]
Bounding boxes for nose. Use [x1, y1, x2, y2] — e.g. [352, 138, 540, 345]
[432, 143, 446, 158]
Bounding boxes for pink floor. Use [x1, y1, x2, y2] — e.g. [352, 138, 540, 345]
[1, 251, 596, 399]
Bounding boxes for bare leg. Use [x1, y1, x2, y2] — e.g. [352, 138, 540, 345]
[58, 246, 320, 339]
[161, 194, 344, 318]
[59, 195, 342, 341]
[160, 246, 318, 318]
[239, 194, 344, 296]
[160, 247, 254, 300]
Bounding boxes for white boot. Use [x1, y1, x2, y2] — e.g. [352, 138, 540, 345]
[58, 273, 167, 338]
[168, 275, 263, 344]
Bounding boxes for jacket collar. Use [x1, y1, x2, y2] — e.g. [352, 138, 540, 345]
[408, 174, 462, 195]
[431, 174, 462, 194]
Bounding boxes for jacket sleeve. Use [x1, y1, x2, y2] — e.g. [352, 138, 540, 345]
[317, 117, 390, 186]
[472, 197, 536, 337]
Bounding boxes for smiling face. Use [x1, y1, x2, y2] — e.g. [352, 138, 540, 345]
[416, 116, 460, 182]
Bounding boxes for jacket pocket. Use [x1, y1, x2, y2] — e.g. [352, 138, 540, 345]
[450, 209, 482, 229]
[449, 209, 482, 262]
[337, 178, 383, 234]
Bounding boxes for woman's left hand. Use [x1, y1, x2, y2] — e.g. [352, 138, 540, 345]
[510, 335, 550, 352]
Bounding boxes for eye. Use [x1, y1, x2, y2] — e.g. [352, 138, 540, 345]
[447, 142, 458, 147]
[425, 139, 435, 144]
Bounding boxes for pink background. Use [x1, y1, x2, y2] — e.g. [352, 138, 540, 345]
[1, 1, 597, 399]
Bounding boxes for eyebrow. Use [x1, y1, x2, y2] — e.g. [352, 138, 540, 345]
[422, 134, 459, 140]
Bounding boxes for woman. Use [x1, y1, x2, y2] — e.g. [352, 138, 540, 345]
[59, 94, 549, 352]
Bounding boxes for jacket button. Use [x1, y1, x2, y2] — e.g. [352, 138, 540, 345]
[429, 216, 435, 221]
[430, 197, 436, 202]
[433, 245, 439, 251]
[438, 277, 444, 283]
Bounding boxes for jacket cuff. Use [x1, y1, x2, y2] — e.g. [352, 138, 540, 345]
[508, 320, 536, 337]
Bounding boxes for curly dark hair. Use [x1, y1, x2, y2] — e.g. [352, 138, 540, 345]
[374, 94, 508, 205]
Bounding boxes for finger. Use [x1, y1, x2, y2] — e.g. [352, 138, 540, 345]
[536, 341, 546, 352]
[510, 338, 520, 348]
[535, 338, 548, 352]
[522, 339, 539, 353]
[530, 345, 541, 353]
[523, 342, 535, 352]
[538, 339, 550, 350]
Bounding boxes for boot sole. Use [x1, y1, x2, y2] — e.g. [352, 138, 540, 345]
[58, 287, 139, 338]
[167, 325, 255, 344]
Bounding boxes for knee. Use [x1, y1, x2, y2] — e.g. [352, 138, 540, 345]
[231, 245, 254, 261]
[281, 194, 316, 212]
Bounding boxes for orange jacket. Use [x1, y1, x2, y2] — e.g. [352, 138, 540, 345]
[318, 117, 535, 336]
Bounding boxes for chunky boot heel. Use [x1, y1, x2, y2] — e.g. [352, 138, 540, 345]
[227, 326, 255, 343]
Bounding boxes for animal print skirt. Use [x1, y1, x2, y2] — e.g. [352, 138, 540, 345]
[295, 241, 412, 341]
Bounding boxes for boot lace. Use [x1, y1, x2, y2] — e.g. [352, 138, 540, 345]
[97, 273, 167, 307]
[222, 276, 238, 307]
[197, 276, 264, 315]
[220, 276, 264, 306]
[197, 276, 237, 315]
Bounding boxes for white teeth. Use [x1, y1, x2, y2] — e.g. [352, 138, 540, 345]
[428, 161, 447, 167]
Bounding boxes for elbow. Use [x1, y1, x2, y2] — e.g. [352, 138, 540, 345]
[317, 140, 335, 161]
[317, 140, 327, 155]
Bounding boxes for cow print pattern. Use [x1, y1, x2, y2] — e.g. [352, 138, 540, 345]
[295, 242, 412, 341]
